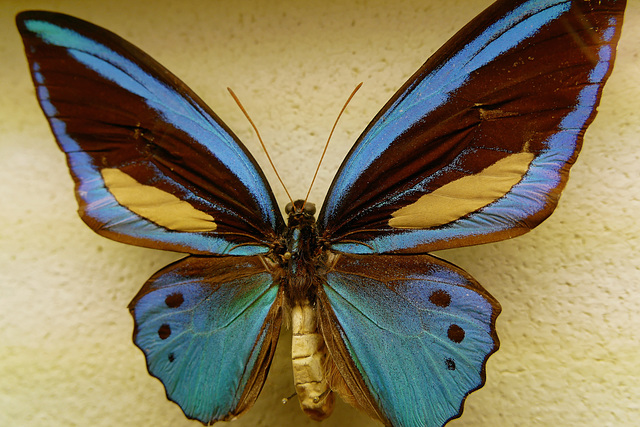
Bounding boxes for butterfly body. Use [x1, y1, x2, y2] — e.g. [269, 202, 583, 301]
[17, 1, 626, 426]
[277, 200, 337, 419]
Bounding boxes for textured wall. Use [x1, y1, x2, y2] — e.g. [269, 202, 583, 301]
[2, 1, 638, 426]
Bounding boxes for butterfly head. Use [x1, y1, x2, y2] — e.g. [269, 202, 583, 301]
[285, 199, 316, 227]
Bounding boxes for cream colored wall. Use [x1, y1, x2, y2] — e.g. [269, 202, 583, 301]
[2, 1, 638, 426]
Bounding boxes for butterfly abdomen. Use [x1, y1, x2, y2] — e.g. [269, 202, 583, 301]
[282, 201, 335, 419]
[291, 301, 335, 420]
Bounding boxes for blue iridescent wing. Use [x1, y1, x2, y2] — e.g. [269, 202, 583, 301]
[17, 11, 284, 256]
[318, 0, 626, 254]
[129, 255, 283, 424]
[318, 253, 500, 427]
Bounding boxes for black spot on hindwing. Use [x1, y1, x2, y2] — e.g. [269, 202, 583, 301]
[158, 323, 171, 340]
[165, 292, 184, 308]
[445, 358, 456, 371]
[447, 324, 465, 343]
[429, 290, 451, 307]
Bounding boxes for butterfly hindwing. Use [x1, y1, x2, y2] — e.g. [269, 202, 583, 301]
[319, 0, 626, 254]
[17, 11, 284, 256]
[129, 255, 283, 424]
[318, 253, 500, 427]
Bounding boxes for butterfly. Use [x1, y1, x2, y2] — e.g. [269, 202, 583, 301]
[16, 0, 626, 426]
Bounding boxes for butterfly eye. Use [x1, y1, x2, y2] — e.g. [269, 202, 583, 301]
[303, 202, 316, 215]
[285, 202, 295, 214]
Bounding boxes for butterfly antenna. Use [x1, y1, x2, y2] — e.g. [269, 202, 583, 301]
[227, 87, 294, 205]
[302, 82, 363, 210]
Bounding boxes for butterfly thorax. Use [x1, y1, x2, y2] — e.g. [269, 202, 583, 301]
[283, 200, 335, 420]
[282, 200, 322, 305]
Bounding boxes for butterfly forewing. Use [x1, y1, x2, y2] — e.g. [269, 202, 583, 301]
[318, 0, 626, 255]
[17, 11, 284, 255]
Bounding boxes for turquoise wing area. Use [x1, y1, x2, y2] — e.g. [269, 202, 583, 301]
[318, 254, 500, 427]
[129, 255, 282, 424]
